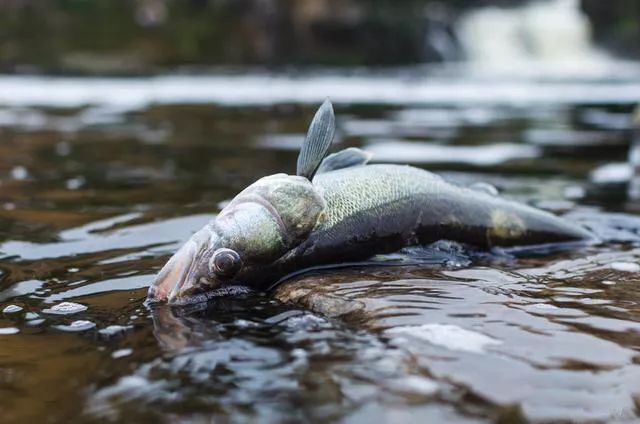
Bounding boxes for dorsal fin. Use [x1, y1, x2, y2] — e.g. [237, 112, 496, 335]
[469, 182, 499, 196]
[316, 147, 372, 175]
[297, 99, 335, 180]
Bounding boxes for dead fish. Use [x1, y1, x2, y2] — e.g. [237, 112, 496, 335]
[148, 100, 593, 304]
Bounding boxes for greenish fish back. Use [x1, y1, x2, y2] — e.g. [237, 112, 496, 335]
[315, 147, 372, 175]
[312, 164, 592, 248]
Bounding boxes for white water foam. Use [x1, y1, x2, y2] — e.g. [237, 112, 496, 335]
[458, 0, 608, 75]
[0, 72, 640, 113]
[42, 301, 88, 315]
[53, 320, 96, 332]
[366, 140, 539, 166]
[2, 305, 23, 314]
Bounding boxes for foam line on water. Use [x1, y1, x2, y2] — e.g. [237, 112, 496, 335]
[1, 73, 640, 110]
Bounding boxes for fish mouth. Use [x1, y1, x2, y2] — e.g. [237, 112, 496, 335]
[147, 228, 252, 305]
[163, 285, 253, 306]
[147, 240, 200, 304]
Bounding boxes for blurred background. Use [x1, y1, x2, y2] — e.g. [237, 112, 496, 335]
[3, 2, 640, 423]
[1, 0, 639, 216]
[0, 0, 638, 72]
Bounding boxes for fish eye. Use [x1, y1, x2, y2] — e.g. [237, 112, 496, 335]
[209, 248, 242, 279]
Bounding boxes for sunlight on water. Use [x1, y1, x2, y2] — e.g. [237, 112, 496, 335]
[1, 69, 640, 112]
[366, 141, 539, 166]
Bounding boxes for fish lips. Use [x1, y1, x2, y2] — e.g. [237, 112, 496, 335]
[147, 229, 251, 305]
[148, 225, 220, 303]
[147, 239, 201, 304]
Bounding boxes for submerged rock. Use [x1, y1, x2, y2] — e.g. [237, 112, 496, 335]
[274, 277, 366, 319]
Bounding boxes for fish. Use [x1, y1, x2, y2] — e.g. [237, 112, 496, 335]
[147, 99, 594, 304]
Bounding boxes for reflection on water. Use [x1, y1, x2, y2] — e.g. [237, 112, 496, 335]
[0, 70, 640, 423]
[274, 251, 640, 422]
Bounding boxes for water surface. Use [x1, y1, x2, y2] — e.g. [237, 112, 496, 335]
[1, 70, 640, 423]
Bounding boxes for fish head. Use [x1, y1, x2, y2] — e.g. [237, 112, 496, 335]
[147, 173, 325, 304]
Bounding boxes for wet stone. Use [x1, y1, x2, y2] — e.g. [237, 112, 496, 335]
[274, 280, 366, 319]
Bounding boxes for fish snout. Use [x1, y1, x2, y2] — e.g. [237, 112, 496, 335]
[147, 240, 201, 304]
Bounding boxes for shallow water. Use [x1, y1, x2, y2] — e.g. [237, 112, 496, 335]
[1, 69, 640, 423]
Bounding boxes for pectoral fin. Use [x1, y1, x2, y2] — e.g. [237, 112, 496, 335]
[316, 147, 372, 175]
[297, 99, 335, 180]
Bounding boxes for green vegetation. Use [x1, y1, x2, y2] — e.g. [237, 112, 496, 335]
[0, 0, 636, 74]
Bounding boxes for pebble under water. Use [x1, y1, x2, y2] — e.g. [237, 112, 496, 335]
[1, 72, 640, 423]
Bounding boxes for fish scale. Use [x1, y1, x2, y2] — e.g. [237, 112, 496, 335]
[314, 165, 441, 228]
[308, 163, 592, 251]
[148, 100, 594, 304]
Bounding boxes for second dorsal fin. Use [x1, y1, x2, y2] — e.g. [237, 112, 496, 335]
[469, 182, 499, 196]
[316, 147, 372, 175]
[296, 99, 335, 180]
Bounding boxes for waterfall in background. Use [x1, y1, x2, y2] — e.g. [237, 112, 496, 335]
[456, 0, 608, 74]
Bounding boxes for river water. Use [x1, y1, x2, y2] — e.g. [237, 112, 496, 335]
[1, 67, 640, 423]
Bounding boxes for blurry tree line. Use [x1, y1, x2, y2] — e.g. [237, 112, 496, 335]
[582, 0, 640, 60]
[0, 0, 637, 74]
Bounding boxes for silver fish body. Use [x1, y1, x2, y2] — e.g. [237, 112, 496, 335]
[148, 101, 592, 304]
[313, 164, 590, 249]
[268, 164, 591, 283]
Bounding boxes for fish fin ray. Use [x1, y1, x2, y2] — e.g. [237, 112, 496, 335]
[469, 182, 499, 196]
[297, 99, 335, 179]
[315, 147, 372, 175]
